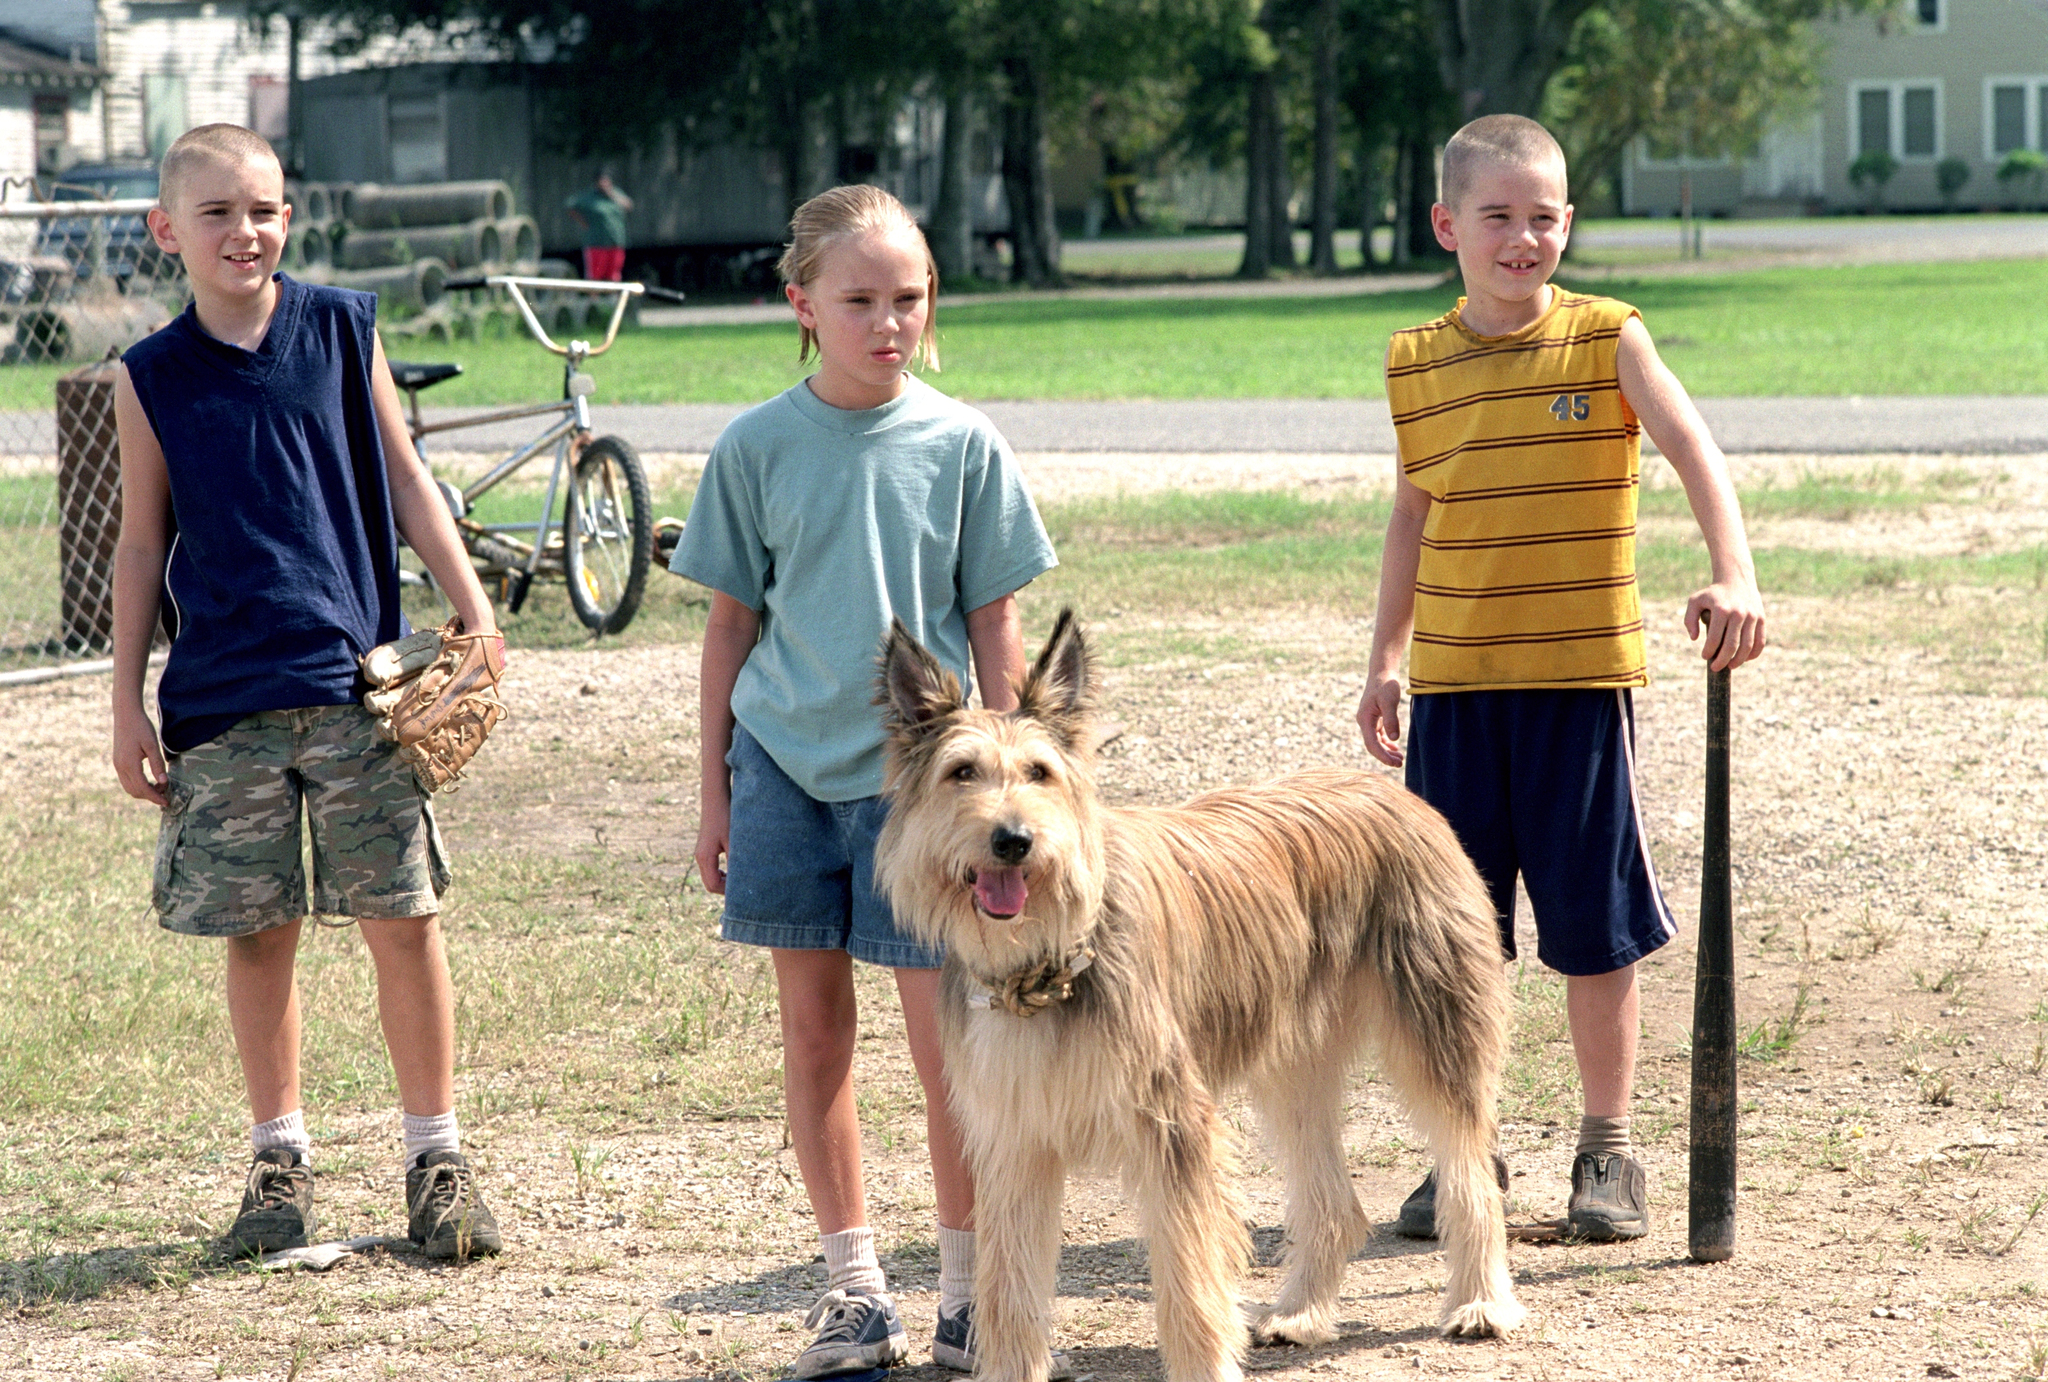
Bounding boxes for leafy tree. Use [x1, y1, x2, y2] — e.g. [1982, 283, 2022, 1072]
[1341, 0, 1456, 264]
[1545, 0, 1821, 216]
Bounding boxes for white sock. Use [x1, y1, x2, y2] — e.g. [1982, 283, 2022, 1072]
[401, 1109, 461, 1167]
[821, 1226, 886, 1296]
[251, 1109, 311, 1163]
[937, 1225, 975, 1319]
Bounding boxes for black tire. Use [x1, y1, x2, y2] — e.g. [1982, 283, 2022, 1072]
[563, 435, 653, 634]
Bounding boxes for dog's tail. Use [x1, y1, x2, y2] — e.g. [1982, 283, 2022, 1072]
[1357, 790, 1525, 1337]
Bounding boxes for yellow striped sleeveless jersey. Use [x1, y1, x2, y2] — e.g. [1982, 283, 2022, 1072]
[1385, 291, 1647, 692]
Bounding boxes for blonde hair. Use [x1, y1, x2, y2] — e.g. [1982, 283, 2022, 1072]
[158, 124, 283, 212]
[1438, 115, 1566, 211]
[778, 184, 940, 372]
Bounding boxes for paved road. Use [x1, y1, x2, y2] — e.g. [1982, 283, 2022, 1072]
[419, 394, 2048, 456]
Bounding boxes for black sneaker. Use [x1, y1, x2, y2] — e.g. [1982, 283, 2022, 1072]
[228, 1147, 317, 1256]
[933, 1302, 1075, 1379]
[1567, 1151, 1649, 1241]
[792, 1289, 909, 1379]
[405, 1150, 504, 1260]
[1392, 1150, 1511, 1240]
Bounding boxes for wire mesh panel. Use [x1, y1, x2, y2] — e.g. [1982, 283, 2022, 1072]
[1, 197, 186, 677]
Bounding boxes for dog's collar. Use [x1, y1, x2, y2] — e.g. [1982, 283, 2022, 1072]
[968, 947, 1095, 1017]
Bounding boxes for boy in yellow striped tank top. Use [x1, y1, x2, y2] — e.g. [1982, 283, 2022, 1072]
[1357, 115, 1766, 1242]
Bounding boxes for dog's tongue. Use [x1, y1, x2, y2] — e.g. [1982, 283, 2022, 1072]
[974, 867, 1028, 918]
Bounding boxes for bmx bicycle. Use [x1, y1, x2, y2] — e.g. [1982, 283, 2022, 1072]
[389, 274, 669, 634]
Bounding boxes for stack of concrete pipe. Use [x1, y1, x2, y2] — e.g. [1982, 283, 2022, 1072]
[302, 179, 543, 317]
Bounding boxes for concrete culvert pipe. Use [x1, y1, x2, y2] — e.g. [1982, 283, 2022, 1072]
[295, 183, 333, 225]
[494, 215, 539, 267]
[13, 298, 173, 362]
[346, 181, 513, 228]
[321, 258, 449, 311]
[287, 226, 327, 270]
[334, 220, 501, 271]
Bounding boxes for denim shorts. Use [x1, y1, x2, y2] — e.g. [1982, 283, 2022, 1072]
[719, 723, 941, 970]
[154, 704, 451, 937]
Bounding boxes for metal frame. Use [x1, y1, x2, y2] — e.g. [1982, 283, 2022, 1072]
[399, 276, 645, 588]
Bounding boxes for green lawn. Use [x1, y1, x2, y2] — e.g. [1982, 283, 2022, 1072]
[2, 257, 2044, 414]
[414, 257, 2048, 407]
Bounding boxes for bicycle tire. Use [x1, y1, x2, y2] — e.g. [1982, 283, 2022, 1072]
[563, 435, 654, 634]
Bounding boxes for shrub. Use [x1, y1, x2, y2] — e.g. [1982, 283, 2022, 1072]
[1848, 150, 1900, 210]
[1997, 148, 2047, 210]
[1936, 156, 1971, 207]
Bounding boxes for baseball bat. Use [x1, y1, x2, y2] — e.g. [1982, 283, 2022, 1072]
[1688, 664, 1736, 1261]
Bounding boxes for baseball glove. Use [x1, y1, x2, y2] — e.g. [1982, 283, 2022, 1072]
[360, 619, 507, 792]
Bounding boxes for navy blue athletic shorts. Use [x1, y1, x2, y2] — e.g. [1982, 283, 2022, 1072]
[1405, 688, 1676, 977]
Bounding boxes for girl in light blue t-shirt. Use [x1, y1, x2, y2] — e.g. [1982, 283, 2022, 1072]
[672, 184, 1056, 1379]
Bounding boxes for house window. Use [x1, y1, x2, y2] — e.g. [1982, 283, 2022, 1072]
[1914, 0, 1941, 27]
[1852, 82, 1941, 160]
[1902, 87, 1937, 156]
[144, 73, 189, 161]
[1985, 79, 2048, 159]
[34, 95, 68, 174]
[1857, 88, 1891, 157]
[1992, 85, 2028, 153]
[387, 94, 447, 183]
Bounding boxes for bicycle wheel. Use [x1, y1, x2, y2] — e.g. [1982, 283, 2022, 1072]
[563, 435, 653, 633]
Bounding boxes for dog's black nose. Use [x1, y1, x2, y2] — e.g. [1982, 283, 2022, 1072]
[990, 824, 1034, 864]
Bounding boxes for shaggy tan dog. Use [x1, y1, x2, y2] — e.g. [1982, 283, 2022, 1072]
[873, 611, 1525, 1382]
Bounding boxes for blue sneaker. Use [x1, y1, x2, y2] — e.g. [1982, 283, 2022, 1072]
[933, 1303, 1074, 1379]
[791, 1290, 908, 1380]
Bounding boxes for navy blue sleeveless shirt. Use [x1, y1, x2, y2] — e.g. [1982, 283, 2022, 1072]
[123, 274, 405, 752]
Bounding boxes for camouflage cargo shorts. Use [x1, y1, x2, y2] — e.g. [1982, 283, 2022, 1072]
[153, 704, 452, 937]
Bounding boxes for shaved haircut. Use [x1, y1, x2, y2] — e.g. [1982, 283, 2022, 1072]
[1439, 115, 1567, 210]
[158, 124, 283, 211]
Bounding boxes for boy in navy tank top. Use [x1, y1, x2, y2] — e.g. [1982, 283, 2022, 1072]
[110, 125, 504, 1260]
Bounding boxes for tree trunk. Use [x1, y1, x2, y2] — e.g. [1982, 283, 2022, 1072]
[1403, 132, 1437, 262]
[1432, 0, 1596, 119]
[1268, 111, 1297, 269]
[1000, 54, 1060, 287]
[1391, 135, 1413, 266]
[1358, 137, 1382, 270]
[1238, 64, 1274, 277]
[1309, 0, 1340, 275]
[931, 84, 974, 285]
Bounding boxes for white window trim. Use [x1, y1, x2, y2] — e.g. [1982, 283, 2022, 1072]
[1983, 76, 2048, 161]
[1849, 80, 1944, 162]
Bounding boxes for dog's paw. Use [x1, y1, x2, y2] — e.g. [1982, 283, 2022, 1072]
[1251, 1308, 1338, 1349]
[1438, 1296, 1527, 1339]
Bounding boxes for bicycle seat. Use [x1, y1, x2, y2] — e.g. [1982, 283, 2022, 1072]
[389, 361, 464, 391]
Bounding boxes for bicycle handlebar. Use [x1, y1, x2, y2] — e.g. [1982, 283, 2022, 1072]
[445, 275, 645, 358]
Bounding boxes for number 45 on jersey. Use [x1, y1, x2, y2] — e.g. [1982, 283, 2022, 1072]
[1550, 393, 1591, 422]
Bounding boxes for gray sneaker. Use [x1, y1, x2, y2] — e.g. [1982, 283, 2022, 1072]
[228, 1148, 317, 1256]
[933, 1302, 1074, 1378]
[792, 1289, 908, 1379]
[1567, 1151, 1649, 1241]
[1392, 1151, 1511, 1239]
[406, 1150, 504, 1260]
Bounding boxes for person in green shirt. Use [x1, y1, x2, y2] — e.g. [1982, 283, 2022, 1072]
[564, 173, 632, 280]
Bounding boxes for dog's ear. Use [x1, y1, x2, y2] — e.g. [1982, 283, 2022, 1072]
[876, 617, 964, 735]
[1017, 608, 1095, 737]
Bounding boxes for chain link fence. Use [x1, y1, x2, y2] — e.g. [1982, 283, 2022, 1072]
[1, 198, 187, 682]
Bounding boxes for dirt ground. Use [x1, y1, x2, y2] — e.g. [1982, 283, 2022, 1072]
[0, 452, 2044, 1381]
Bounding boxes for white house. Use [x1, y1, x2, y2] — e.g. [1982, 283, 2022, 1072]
[1624, 0, 2048, 214]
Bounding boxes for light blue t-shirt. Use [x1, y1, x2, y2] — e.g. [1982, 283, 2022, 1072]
[671, 376, 1058, 801]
